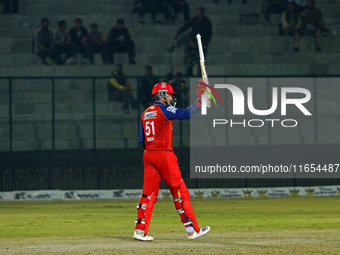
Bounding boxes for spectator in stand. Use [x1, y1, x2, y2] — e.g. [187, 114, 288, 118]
[282, 2, 301, 52]
[69, 18, 92, 64]
[174, 7, 212, 76]
[88, 23, 105, 64]
[2, 0, 18, 13]
[34, 18, 54, 65]
[301, 0, 324, 52]
[139, 65, 159, 108]
[262, 0, 288, 23]
[106, 19, 137, 65]
[134, 0, 161, 25]
[107, 64, 137, 113]
[54, 20, 74, 65]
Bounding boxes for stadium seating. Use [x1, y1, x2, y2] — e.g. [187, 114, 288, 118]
[0, 0, 339, 151]
[0, 0, 339, 75]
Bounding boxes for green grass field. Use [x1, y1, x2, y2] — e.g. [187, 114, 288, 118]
[1, 196, 340, 254]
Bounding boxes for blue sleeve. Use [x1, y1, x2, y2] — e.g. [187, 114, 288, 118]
[160, 102, 200, 120]
[138, 121, 145, 147]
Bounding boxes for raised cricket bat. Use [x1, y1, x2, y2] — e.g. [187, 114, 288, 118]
[196, 34, 211, 113]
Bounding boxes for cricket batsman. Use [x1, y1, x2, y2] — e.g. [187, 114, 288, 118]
[133, 81, 210, 241]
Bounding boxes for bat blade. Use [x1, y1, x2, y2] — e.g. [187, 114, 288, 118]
[196, 34, 211, 108]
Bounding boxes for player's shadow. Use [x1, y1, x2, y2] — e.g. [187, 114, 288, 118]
[109, 236, 133, 242]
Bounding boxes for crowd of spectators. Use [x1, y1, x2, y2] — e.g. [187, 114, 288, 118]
[105, 0, 329, 111]
[28, 1, 198, 113]
[280, 0, 327, 52]
[30, 0, 331, 68]
[30, 1, 210, 74]
[26, 0, 332, 113]
[33, 18, 136, 65]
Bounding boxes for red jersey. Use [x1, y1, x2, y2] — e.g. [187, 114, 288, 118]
[141, 104, 173, 151]
[139, 101, 201, 151]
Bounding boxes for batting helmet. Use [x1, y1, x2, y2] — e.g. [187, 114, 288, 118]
[151, 82, 177, 106]
[151, 82, 176, 96]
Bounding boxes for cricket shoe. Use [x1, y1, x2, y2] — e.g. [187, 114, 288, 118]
[187, 226, 210, 240]
[133, 229, 154, 241]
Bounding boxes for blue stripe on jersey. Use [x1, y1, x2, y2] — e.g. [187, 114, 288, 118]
[154, 101, 200, 120]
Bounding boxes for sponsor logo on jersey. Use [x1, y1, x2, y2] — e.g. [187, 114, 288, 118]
[147, 137, 155, 142]
[166, 106, 177, 113]
[144, 111, 157, 119]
